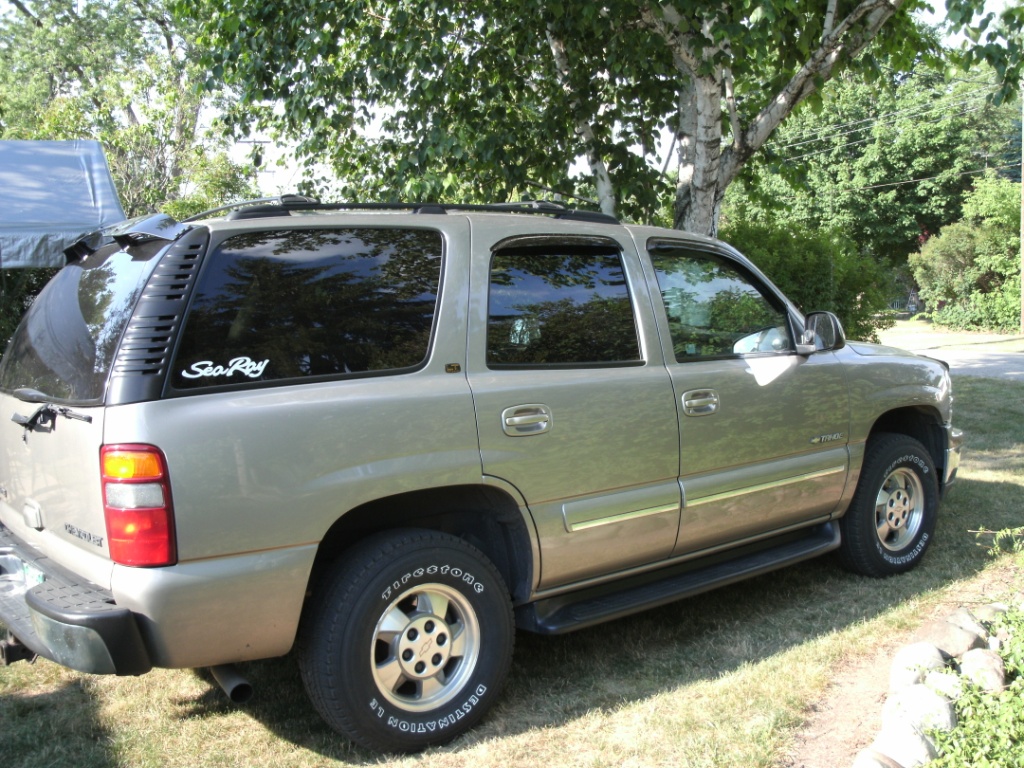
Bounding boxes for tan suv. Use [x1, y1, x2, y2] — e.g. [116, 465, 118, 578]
[0, 198, 961, 752]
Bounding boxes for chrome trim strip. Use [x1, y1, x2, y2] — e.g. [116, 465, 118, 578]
[686, 466, 847, 508]
[569, 503, 680, 533]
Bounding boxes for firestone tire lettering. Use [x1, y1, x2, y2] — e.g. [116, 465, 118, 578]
[837, 433, 939, 578]
[298, 529, 514, 754]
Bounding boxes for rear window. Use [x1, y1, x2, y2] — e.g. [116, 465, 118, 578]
[0, 242, 164, 404]
[170, 228, 443, 390]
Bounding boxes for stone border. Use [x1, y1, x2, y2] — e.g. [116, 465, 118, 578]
[852, 595, 1021, 768]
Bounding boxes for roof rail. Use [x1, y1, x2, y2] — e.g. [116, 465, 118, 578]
[182, 195, 620, 225]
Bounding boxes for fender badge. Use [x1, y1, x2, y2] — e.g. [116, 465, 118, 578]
[810, 433, 845, 445]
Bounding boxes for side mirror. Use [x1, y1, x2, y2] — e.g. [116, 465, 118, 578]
[796, 311, 846, 356]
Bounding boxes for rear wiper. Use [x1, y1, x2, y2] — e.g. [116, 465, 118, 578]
[11, 391, 92, 440]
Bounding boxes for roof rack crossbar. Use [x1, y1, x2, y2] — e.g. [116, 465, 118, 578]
[183, 195, 620, 225]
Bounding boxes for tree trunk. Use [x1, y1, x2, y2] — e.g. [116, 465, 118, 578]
[674, 74, 724, 237]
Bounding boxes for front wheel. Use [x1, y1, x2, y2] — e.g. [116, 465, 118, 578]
[837, 433, 939, 577]
[298, 529, 514, 753]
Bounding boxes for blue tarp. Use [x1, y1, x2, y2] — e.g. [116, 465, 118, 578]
[0, 140, 125, 268]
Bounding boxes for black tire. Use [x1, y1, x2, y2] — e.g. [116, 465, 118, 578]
[298, 529, 514, 753]
[837, 433, 939, 577]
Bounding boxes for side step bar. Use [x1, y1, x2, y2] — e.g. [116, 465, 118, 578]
[516, 522, 840, 634]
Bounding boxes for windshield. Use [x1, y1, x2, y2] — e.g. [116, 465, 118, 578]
[0, 241, 165, 404]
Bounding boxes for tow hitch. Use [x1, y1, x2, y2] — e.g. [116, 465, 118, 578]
[1, 632, 36, 665]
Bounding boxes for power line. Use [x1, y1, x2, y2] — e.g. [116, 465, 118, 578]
[772, 89, 994, 150]
[774, 92, 992, 151]
[778, 103, 990, 163]
[777, 162, 1021, 198]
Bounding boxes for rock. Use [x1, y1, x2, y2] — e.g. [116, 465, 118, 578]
[853, 746, 906, 768]
[989, 635, 1002, 652]
[946, 607, 988, 639]
[869, 723, 939, 768]
[959, 648, 1006, 693]
[890, 642, 948, 692]
[914, 618, 986, 658]
[882, 684, 957, 732]
[973, 603, 1008, 624]
[925, 669, 964, 700]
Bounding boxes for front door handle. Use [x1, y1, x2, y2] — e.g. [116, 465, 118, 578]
[682, 389, 719, 417]
[501, 404, 552, 436]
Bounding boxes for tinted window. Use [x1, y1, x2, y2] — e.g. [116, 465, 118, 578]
[487, 242, 641, 367]
[649, 245, 790, 361]
[171, 228, 442, 389]
[0, 242, 164, 404]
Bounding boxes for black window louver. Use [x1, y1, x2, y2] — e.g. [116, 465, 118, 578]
[107, 229, 210, 405]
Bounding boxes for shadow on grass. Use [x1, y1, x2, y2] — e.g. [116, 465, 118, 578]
[0, 677, 117, 768]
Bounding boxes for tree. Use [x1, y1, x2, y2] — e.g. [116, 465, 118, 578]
[909, 172, 1021, 330]
[185, 0, 1016, 235]
[0, 0, 257, 218]
[722, 67, 1019, 266]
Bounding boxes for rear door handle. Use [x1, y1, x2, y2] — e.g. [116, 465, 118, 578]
[501, 404, 552, 436]
[682, 389, 719, 417]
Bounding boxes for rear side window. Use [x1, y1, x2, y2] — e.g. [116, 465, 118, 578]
[171, 228, 442, 390]
[486, 240, 641, 367]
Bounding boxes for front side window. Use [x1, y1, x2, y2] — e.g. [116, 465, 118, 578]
[649, 244, 790, 362]
[487, 240, 641, 367]
[171, 228, 443, 390]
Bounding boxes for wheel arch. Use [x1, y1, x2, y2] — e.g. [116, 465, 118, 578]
[307, 484, 535, 606]
[868, 405, 949, 489]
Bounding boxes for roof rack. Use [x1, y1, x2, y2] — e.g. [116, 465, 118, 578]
[182, 195, 620, 225]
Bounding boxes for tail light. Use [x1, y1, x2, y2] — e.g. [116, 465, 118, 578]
[101, 444, 177, 566]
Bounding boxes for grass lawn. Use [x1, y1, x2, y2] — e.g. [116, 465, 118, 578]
[2, 374, 1022, 768]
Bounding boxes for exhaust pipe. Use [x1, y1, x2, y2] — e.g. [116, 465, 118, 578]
[210, 664, 253, 703]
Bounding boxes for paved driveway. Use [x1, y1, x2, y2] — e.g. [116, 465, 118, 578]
[876, 323, 1024, 381]
[913, 347, 1024, 380]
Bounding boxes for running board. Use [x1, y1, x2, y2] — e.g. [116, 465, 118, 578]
[516, 522, 840, 634]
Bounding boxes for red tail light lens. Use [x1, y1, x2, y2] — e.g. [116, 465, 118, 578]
[101, 444, 177, 567]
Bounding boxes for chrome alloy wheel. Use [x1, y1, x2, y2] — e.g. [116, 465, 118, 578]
[875, 467, 925, 552]
[371, 583, 481, 713]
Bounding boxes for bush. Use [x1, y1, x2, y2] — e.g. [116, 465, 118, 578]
[909, 174, 1021, 332]
[719, 219, 895, 341]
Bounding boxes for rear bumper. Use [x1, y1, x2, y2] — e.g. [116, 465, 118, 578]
[0, 522, 151, 675]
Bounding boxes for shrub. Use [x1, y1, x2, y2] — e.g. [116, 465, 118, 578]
[0, 268, 59, 362]
[719, 219, 895, 341]
[909, 174, 1021, 332]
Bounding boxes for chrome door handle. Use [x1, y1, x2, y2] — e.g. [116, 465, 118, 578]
[501, 404, 552, 436]
[682, 389, 719, 416]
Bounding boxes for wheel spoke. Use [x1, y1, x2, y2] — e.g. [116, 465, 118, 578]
[876, 517, 891, 541]
[376, 605, 409, 643]
[419, 675, 445, 700]
[375, 657, 405, 693]
[449, 623, 467, 658]
[417, 589, 450, 620]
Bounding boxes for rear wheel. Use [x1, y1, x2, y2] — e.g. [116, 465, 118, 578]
[298, 529, 514, 753]
[838, 433, 938, 577]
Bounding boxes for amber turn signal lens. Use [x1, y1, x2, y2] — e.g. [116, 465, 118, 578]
[102, 449, 164, 480]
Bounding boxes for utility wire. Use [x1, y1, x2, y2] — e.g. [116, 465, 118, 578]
[772, 90, 994, 152]
[777, 162, 1021, 198]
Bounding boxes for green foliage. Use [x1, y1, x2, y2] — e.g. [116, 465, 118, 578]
[725, 67, 1018, 266]
[931, 608, 1024, 766]
[181, 0, 961, 232]
[909, 173, 1021, 331]
[719, 219, 895, 342]
[0, 0, 257, 218]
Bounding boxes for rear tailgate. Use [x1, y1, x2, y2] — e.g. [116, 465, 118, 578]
[0, 392, 112, 589]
